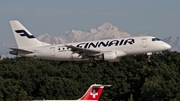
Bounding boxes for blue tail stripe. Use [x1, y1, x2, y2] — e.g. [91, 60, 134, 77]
[15, 30, 35, 38]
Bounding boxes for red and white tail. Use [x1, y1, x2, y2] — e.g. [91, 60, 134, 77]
[79, 84, 111, 101]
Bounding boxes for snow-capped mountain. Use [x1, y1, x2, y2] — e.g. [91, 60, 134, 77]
[37, 33, 62, 44]
[61, 23, 131, 43]
[0, 41, 17, 58]
[1, 22, 131, 58]
[0, 23, 179, 58]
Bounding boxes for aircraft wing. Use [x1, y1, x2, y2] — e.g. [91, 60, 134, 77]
[10, 47, 34, 53]
[65, 45, 100, 57]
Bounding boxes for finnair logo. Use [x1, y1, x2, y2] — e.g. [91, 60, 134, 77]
[90, 89, 98, 98]
[77, 38, 135, 49]
[15, 30, 35, 39]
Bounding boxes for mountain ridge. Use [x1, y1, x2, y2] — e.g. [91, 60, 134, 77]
[0, 23, 179, 58]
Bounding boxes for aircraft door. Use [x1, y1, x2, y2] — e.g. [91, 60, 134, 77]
[142, 38, 147, 48]
[50, 47, 55, 56]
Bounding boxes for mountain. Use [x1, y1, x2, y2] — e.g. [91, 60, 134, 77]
[0, 23, 179, 58]
[61, 23, 131, 43]
[0, 41, 17, 58]
[1, 22, 131, 58]
[37, 33, 62, 44]
[163, 36, 180, 52]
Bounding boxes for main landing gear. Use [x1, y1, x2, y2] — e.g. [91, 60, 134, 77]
[147, 52, 152, 62]
[88, 58, 97, 67]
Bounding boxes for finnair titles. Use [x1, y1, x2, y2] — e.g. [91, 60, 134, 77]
[76, 39, 134, 49]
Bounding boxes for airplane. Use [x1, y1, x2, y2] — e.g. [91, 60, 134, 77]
[33, 84, 111, 101]
[9, 20, 171, 67]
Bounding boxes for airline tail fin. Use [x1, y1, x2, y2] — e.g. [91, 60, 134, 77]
[10, 20, 50, 48]
[79, 84, 111, 101]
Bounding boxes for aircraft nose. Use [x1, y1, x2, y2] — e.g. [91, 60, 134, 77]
[164, 43, 171, 49]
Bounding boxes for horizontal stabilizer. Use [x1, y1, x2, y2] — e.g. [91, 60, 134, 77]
[10, 47, 34, 53]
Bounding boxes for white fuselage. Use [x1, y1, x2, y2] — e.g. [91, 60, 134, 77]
[19, 36, 171, 61]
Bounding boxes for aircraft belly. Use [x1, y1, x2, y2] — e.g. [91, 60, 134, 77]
[49, 51, 76, 61]
[57, 51, 85, 61]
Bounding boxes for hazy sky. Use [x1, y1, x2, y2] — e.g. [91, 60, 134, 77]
[0, 0, 180, 43]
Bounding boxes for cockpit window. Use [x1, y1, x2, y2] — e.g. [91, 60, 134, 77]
[152, 38, 156, 41]
[156, 38, 161, 41]
[152, 38, 161, 41]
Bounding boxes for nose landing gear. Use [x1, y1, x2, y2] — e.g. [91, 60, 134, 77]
[88, 62, 97, 67]
[147, 52, 152, 62]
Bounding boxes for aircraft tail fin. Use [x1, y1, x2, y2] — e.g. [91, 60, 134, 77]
[10, 20, 50, 48]
[79, 84, 111, 101]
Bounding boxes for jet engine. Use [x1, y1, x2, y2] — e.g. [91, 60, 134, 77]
[96, 51, 118, 61]
[103, 51, 118, 61]
[97, 51, 127, 62]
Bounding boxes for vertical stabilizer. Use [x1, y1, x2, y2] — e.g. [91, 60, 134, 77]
[30, 84, 111, 101]
[10, 20, 50, 48]
[79, 84, 111, 101]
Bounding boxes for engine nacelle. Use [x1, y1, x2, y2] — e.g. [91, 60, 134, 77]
[103, 51, 118, 61]
[97, 51, 127, 62]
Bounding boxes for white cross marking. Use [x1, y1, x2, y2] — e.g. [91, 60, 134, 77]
[90, 89, 98, 98]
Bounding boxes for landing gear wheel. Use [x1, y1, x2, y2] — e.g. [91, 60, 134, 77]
[88, 62, 97, 68]
[88, 62, 93, 67]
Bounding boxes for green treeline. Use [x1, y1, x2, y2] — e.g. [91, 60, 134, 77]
[0, 50, 180, 101]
